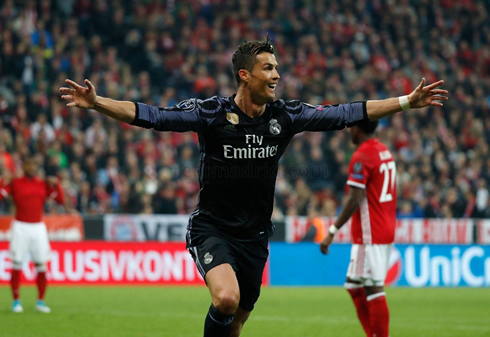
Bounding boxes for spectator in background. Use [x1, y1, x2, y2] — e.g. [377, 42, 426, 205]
[0, 0, 488, 219]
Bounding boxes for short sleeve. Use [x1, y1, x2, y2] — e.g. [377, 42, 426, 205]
[287, 101, 367, 134]
[347, 151, 370, 189]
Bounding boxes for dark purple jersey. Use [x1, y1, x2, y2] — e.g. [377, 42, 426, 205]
[131, 95, 367, 242]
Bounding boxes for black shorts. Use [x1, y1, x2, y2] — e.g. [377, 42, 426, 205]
[187, 234, 269, 312]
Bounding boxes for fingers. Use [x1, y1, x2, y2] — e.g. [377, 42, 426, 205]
[425, 80, 444, 90]
[417, 78, 426, 90]
[61, 95, 73, 101]
[320, 245, 329, 255]
[430, 102, 444, 107]
[59, 87, 75, 94]
[65, 79, 82, 90]
[430, 89, 448, 95]
[432, 96, 448, 101]
[85, 79, 95, 90]
[66, 102, 76, 107]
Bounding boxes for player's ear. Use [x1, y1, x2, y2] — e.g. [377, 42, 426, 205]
[238, 69, 250, 84]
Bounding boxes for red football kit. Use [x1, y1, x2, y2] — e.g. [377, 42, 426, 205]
[346, 138, 396, 244]
[0, 176, 65, 223]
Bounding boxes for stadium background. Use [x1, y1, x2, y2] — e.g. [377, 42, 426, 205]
[0, 1, 489, 336]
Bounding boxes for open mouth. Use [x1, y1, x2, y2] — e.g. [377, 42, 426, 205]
[267, 84, 277, 90]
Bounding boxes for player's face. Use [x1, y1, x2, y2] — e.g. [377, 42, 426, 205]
[248, 53, 280, 103]
[23, 159, 38, 177]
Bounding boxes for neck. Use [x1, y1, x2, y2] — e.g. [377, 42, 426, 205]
[357, 134, 373, 145]
[235, 89, 266, 118]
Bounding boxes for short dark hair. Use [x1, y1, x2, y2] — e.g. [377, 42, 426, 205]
[232, 37, 275, 86]
[356, 119, 379, 135]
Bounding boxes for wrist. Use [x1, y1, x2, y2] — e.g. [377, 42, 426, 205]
[92, 96, 100, 110]
[328, 224, 338, 235]
[399, 95, 411, 111]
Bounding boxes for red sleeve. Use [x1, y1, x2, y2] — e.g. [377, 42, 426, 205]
[346, 151, 370, 189]
[47, 180, 66, 205]
[0, 179, 11, 201]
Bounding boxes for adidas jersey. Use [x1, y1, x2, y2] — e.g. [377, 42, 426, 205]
[347, 138, 397, 244]
[132, 95, 367, 241]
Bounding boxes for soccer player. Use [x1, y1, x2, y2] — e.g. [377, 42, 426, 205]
[0, 158, 65, 313]
[60, 38, 447, 337]
[320, 119, 395, 337]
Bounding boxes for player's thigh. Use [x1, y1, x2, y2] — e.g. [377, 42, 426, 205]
[233, 238, 269, 312]
[346, 244, 365, 282]
[9, 221, 29, 264]
[363, 243, 393, 286]
[29, 223, 51, 264]
[206, 263, 240, 307]
[188, 235, 240, 302]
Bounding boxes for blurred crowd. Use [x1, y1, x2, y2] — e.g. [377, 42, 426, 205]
[0, 0, 489, 219]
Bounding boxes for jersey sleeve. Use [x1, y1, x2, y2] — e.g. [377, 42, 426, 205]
[288, 101, 367, 134]
[47, 180, 66, 205]
[347, 151, 370, 189]
[131, 98, 217, 132]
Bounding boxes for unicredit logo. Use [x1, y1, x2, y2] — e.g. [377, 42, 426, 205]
[391, 246, 490, 287]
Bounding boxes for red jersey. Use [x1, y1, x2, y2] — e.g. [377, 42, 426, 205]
[0, 176, 65, 223]
[347, 138, 396, 244]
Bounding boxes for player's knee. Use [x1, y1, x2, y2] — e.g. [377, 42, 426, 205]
[35, 263, 47, 272]
[344, 277, 363, 289]
[213, 290, 240, 314]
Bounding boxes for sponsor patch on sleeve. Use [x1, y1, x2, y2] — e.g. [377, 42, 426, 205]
[349, 173, 365, 180]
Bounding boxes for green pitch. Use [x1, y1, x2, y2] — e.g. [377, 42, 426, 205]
[1, 286, 489, 336]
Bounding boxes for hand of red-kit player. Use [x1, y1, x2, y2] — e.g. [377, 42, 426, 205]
[60, 79, 97, 109]
[320, 233, 334, 255]
[408, 78, 448, 109]
[46, 176, 58, 187]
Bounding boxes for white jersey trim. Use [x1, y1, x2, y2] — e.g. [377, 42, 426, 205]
[347, 180, 366, 189]
[367, 292, 386, 301]
[360, 197, 372, 244]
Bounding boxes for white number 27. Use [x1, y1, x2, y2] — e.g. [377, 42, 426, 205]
[379, 161, 396, 203]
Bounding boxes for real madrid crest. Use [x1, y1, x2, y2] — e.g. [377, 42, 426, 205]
[226, 113, 239, 125]
[269, 119, 281, 135]
[204, 252, 213, 264]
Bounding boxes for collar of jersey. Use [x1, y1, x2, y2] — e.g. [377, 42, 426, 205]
[228, 94, 271, 124]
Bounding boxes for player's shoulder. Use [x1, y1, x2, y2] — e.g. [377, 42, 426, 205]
[268, 99, 307, 115]
[174, 96, 224, 118]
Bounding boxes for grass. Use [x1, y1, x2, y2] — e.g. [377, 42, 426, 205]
[1, 286, 489, 336]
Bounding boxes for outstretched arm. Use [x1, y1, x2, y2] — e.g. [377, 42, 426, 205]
[60, 79, 204, 132]
[366, 78, 448, 120]
[60, 79, 136, 123]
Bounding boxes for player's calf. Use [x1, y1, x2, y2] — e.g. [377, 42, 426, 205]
[229, 306, 251, 337]
[365, 286, 389, 337]
[345, 279, 371, 336]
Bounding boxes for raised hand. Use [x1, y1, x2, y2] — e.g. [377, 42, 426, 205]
[408, 78, 448, 109]
[59, 79, 97, 109]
